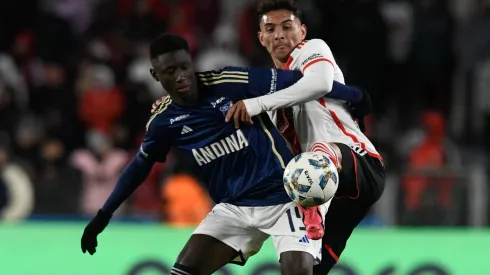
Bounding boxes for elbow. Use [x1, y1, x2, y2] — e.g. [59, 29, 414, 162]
[310, 74, 333, 97]
[303, 71, 333, 98]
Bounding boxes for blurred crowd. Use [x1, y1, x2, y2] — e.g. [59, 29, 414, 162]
[0, 0, 490, 227]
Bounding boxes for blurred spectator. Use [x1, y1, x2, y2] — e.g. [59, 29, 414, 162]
[409, 0, 454, 116]
[71, 131, 128, 216]
[33, 138, 82, 215]
[161, 173, 212, 227]
[127, 41, 165, 99]
[401, 111, 461, 225]
[77, 63, 124, 135]
[122, 0, 167, 41]
[0, 133, 34, 221]
[196, 25, 248, 71]
[0, 53, 28, 110]
[30, 63, 83, 151]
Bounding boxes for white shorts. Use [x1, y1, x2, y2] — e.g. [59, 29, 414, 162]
[193, 201, 330, 265]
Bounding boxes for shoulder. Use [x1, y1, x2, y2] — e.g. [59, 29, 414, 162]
[197, 67, 250, 79]
[145, 96, 173, 133]
[291, 39, 335, 70]
[196, 67, 250, 90]
[294, 39, 332, 59]
[299, 39, 330, 51]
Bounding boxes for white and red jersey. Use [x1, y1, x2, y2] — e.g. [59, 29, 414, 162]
[269, 39, 382, 160]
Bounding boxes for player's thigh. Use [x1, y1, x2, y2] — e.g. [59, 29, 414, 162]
[281, 251, 315, 275]
[258, 203, 323, 264]
[315, 198, 372, 274]
[333, 142, 384, 203]
[176, 234, 237, 275]
[191, 203, 269, 266]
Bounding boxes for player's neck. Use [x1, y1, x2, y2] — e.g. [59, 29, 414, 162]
[273, 59, 287, 69]
[171, 94, 200, 107]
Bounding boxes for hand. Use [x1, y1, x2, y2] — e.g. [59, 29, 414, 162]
[225, 100, 253, 128]
[348, 89, 372, 133]
[151, 96, 167, 114]
[81, 209, 111, 255]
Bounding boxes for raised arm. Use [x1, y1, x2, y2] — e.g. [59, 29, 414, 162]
[241, 39, 359, 116]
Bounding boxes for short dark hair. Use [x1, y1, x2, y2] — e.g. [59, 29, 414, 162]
[149, 33, 189, 59]
[256, 0, 302, 24]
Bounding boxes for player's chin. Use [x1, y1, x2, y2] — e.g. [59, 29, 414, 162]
[273, 49, 291, 62]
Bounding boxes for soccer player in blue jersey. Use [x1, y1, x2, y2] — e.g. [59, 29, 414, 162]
[80, 34, 365, 275]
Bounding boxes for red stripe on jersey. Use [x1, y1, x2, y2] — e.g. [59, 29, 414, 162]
[318, 97, 326, 107]
[284, 56, 294, 70]
[328, 110, 383, 160]
[295, 40, 308, 49]
[302, 58, 334, 74]
[309, 142, 341, 168]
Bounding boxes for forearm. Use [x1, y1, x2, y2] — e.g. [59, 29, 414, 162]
[101, 154, 154, 214]
[243, 63, 334, 116]
[327, 81, 362, 103]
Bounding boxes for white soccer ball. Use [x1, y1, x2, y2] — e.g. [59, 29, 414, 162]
[283, 152, 339, 207]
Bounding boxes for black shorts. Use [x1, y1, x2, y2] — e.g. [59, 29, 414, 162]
[314, 143, 385, 275]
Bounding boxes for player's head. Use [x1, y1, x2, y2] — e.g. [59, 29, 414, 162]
[149, 33, 198, 104]
[257, 0, 306, 64]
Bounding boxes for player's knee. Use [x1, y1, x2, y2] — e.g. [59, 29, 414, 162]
[309, 142, 342, 168]
[280, 251, 314, 275]
[171, 263, 200, 275]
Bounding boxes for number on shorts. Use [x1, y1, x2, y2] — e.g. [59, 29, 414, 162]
[286, 206, 306, 232]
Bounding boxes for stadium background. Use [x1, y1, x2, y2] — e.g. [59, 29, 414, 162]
[1, 0, 490, 274]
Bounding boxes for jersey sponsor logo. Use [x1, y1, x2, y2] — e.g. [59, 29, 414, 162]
[180, 125, 193, 135]
[170, 114, 190, 125]
[210, 97, 226, 108]
[349, 143, 367, 156]
[219, 101, 233, 115]
[192, 129, 249, 166]
[268, 69, 277, 94]
[301, 53, 324, 66]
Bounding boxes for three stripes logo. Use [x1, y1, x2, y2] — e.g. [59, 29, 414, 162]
[198, 69, 249, 86]
[299, 235, 310, 243]
[181, 125, 193, 135]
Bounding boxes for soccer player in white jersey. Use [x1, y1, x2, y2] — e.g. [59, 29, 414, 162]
[224, 0, 386, 273]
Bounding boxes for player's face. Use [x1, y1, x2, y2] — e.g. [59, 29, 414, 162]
[258, 10, 306, 64]
[150, 49, 197, 102]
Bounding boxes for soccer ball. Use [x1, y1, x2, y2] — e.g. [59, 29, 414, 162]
[283, 152, 339, 207]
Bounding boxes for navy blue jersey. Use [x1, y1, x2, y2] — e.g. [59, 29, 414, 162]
[139, 67, 303, 206]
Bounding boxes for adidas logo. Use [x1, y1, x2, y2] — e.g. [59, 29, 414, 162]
[181, 126, 193, 135]
[299, 235, 309, 243]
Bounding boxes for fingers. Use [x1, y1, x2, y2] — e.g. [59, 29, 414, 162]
[241, 109, 253, 125]
[151, 99, 162, 114]
[225, 102, 252, 128]
[233, 108, 240, 129]
[225, 104, 236, 123]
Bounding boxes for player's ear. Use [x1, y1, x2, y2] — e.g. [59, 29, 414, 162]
[150, 68, 159, 82]
[300, 24, 307, 40]
[257, 31, 266, 47]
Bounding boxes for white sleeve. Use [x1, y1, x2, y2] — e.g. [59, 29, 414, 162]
[243, 39, 335, 116]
